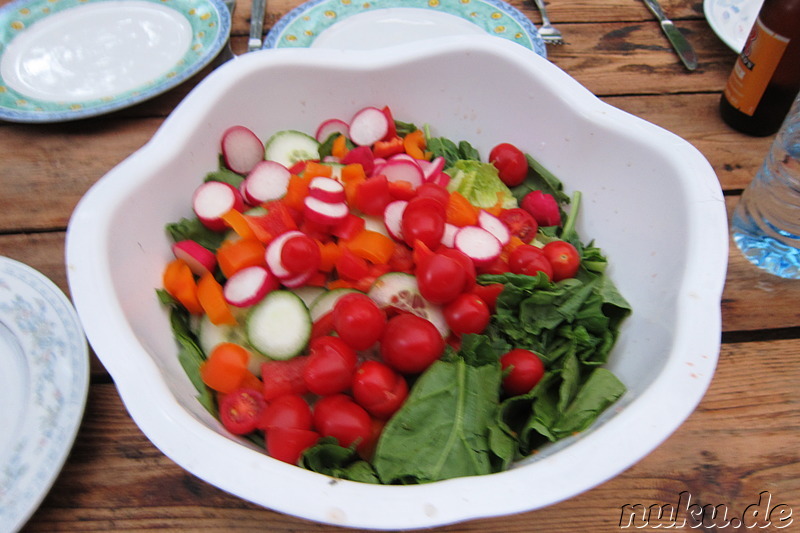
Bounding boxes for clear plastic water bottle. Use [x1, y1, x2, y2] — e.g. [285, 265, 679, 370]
[732, 90, 800, 278]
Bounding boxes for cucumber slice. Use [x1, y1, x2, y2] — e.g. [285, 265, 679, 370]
[197, 315, 268, 376]
[247, 290, 311, 360]
[292, 285, 326, 309]
[308, 287, 359, 322]
[264, 130, 320, 167]
[368, 272, 449, 337]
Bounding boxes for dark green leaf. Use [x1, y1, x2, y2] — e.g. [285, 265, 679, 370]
[165, 217, 226, 252]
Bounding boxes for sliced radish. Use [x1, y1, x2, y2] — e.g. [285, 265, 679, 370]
[192, 181, 245, 231]
[440, 223, 459, 249]
[279, 268, 316, 289]
[265, 230, 304, 279]
[478, 210, 511, 246]
[420, 156, 446, 182]
[383, 200, 407, 241]
[315, 118, 349, 143]
[308, 176, 346, 203]
[221, 125, 264, 175]
[431, 171, 451, 188]
[348, 107, 390, 147]
[341, 145, 375, 175]
[242, 160, 291, 205]
[224, 265, 279, 307]
[453, 226, 502, 267]
[172, 240, 217, 276]
[378, 159, 424, 188]
[303, 196, 348, 225]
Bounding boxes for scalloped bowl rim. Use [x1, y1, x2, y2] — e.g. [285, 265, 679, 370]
[66, 36, 728, 529]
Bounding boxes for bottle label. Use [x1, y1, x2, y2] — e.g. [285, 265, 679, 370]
[723, 17, 791, 116]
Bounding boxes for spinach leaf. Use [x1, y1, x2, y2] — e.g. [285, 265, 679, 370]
[204, 167, 245, 188]
[372, 355, 502, 484]
[425, 133, 481, 167]
[302, 439, 381, 484]
[510, 154, 570, 205]
[165, 217, 226, 252]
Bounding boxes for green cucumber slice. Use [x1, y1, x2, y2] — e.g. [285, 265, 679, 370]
[264, 130, 320, 167]
[246, 290, 311, 360]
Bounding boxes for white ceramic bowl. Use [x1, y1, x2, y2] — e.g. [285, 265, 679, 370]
[66, 36, 728, 529]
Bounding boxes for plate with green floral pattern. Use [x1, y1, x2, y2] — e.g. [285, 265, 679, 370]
[263, 0, 546, 57]
[0, 0, 230, 123]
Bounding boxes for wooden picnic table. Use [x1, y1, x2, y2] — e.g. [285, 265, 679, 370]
[3, 0, 798, 530]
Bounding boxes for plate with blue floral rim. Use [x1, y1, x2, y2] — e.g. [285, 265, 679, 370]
[704, 0, 764, 52]
[0, 0, 231, 123]
[0, 256, 88, 533]
[263, 0, 546, 58]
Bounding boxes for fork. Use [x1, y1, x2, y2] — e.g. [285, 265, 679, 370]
[532, 0, 565, 45]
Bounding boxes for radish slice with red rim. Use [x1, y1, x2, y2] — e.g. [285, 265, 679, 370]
[341, 145, 375, 175]
[383, 200, 408, 242]
[478, 210, 511, 246]
[192, 181, 245, 232]
[348, 107, 390, 147]
[378, 159, 424, 188]
[440, 223, 459, 249]
[242, 160, 291, 205]
[224, 265, 279, 307]
[221, 125, 263, 175]
[420, 156, 446, 182]
[453, 226, 502, 267]
[265, 230, 304, 279]
[315, 118, 349, 143]
[308, 176, 346, 203]
[172, 240, 217, 276]
[303, 196, 348, 225]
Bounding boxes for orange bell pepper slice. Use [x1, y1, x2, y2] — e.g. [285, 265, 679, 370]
[317, 240, 341, 272]
[446, 191, 479, 227]
[222, 209, 256, 240]
[303, 161, 333, 179]
[331, 134, 349, 160]
[341, 163, 367, 184]
[163, 258, 203, 315]
[403, 130, 431, 161]
[216, 238, 266, 278]
[200, 342, 250, 393]
[197, 271, 237, 326]
[343, 229, 396, 265]
[282, 174, 311, 212]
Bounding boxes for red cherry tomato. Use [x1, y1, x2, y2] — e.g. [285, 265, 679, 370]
[303, 336, 358, 395]
[415, 182, 450, 210]
[401, 196, 446, 250]
[416, 252, 467, 305]
[352, 360, 409, 419]
[500, 348, 545, 396]
[335, 247, 370, 281]
[266, 427, 320, 464]
[332, 292, 387, 350]
[542, 240, 580, 281]
[509, 244, 553, 280]
[521, 190, 561, 227]
[489, 143, 528, 187]
[313, 394, 373, 450]
[219, 388, 266, 435]
[280, 234, 321, 273]
[355, 175, 392, 216]
[499, 208, 538, 242]
[438, 247, 477, 292]
[443, 293, 490, 335]
[380, 313, 445, 374]
[258, 394, 313, 431]
[261, 356, 309, 400]
[471, 283, 505, 313]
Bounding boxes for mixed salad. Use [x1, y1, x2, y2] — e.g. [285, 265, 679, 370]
[158, 105, 632, 484]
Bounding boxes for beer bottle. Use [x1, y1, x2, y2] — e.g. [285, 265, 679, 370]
[719, 0, 800, 136]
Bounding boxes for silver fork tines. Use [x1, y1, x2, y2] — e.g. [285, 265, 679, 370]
[532, 0, 565, 45]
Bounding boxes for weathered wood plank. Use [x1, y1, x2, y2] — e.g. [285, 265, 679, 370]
[21, 338, 800, 532]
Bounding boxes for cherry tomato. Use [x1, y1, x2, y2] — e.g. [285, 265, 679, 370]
[415, 182, 450, 210]
[280, 234, 321, 273]
[542, 240, 580, 281]
[509, 244, 553, 279]
[521, 190, 561, 227]
[499, 208, 538, 242]
[416, 252, 467, 305]
[258, 394, 313, 431]
[303, 336, 358, 395]
[444, 293, 490, 335]
[438, 247, 477, 292]
[335, 247, 370, 281]
[313, 394, 373, 450]
[352, 360, 409, 419]
[380, 313, 445, 374]
[355, 175, 392, 216]
[219, 388, 266, 435]
[471, 283, 505, 313]
[489, 143, 528, 186]
[388, 243, 415, 274]
[332, 292, 387, 350]
[266, 427, 320, 464]
[401, 196, 446, 250]
[261, 356, 309, 400]
[500, 349, 545, 396]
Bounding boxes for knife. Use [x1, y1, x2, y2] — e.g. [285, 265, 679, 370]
[248, 0, 266, 52]
[641, 0, 698, 71]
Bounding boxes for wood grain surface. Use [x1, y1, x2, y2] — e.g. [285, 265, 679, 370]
[1, 0, 797, 531]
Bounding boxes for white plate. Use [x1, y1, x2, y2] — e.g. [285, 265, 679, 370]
[704, 0, 763, 52]
[263, 0, 546, 57]
[0, 0, 231, 123]
[0, 257, 88, 533]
